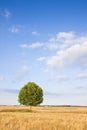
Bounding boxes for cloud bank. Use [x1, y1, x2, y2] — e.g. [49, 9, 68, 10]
[20, 31, 87, 71]
[47, 32, 87, 70]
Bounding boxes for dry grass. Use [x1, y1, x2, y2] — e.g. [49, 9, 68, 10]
[0, 106, 87, 130]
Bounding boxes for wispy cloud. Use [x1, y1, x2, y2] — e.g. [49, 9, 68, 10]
[14, 66, 29, 81]
[20, 42, 59, 50]
[29, 42, 44, 48]
[19, 32, 77, 51]
[32, 31, 40, 36]
[44, 91, 87, 97]
[37, 56, 46, 61]
[49, 75, 69, 81]
[1, 88, 19, 94]
[75, 86, 86, 89]
[77, 73, 87, 79]
[20, 42, 44, 49]
[44, 91, 62, 96]
[46, 43, 59, 50]
[9, 25, 21, 33]
[20, 31, 87, 71]
[0, 9, 11, 18]
[0, 76, 5, 81]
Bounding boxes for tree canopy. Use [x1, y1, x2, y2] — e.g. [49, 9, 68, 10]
[18, 82, 43, 106]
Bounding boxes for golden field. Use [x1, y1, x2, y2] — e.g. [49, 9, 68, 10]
[0, 106, 87, 130]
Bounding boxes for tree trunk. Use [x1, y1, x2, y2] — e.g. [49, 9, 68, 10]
[29, 105, 32, 111]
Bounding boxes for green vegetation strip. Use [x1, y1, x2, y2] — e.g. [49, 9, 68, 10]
[0, 109, 32, 112]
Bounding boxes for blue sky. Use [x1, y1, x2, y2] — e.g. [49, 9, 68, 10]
[0, 0, 87, 105]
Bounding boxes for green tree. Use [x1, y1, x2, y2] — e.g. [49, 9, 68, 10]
[18, 82, 43, 109]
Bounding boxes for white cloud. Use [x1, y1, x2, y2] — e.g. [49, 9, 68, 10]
[49, 32, 75, 50]
[29, 42, 44, 48]
[20, 31, 87, 71]
[37, 57, 46, 61]
[32, 31, 40, 36]
[49, 32, 74, 43]
[20, 44, 29, 48]
[46, 43, 59, 50]
[46, 32, 87, 69]
[1, 9, 11, 18]
[77, 73, 87, 79]
[0, 76, 5, 81]
[57, 32, 74, 40]
[20, 42, 59, 50]
[47, 32, 75, 51]
[49, 38, 56, 42]
[20, 42, 44, 49]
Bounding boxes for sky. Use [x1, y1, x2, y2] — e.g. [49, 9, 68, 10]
[0, 0, 87, 106]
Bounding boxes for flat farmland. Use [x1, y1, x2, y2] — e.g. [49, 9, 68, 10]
[0, 106, 87, 130]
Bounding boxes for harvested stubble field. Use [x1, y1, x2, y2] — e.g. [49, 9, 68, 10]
[0, 106, 87, 130]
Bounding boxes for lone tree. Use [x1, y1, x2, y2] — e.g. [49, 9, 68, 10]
[18, 82, 43, 108]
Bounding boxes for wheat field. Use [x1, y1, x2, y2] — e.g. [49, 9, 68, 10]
[0, 106, 87, 130]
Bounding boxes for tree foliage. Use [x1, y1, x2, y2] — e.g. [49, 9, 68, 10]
[18, 82, 43, 106]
